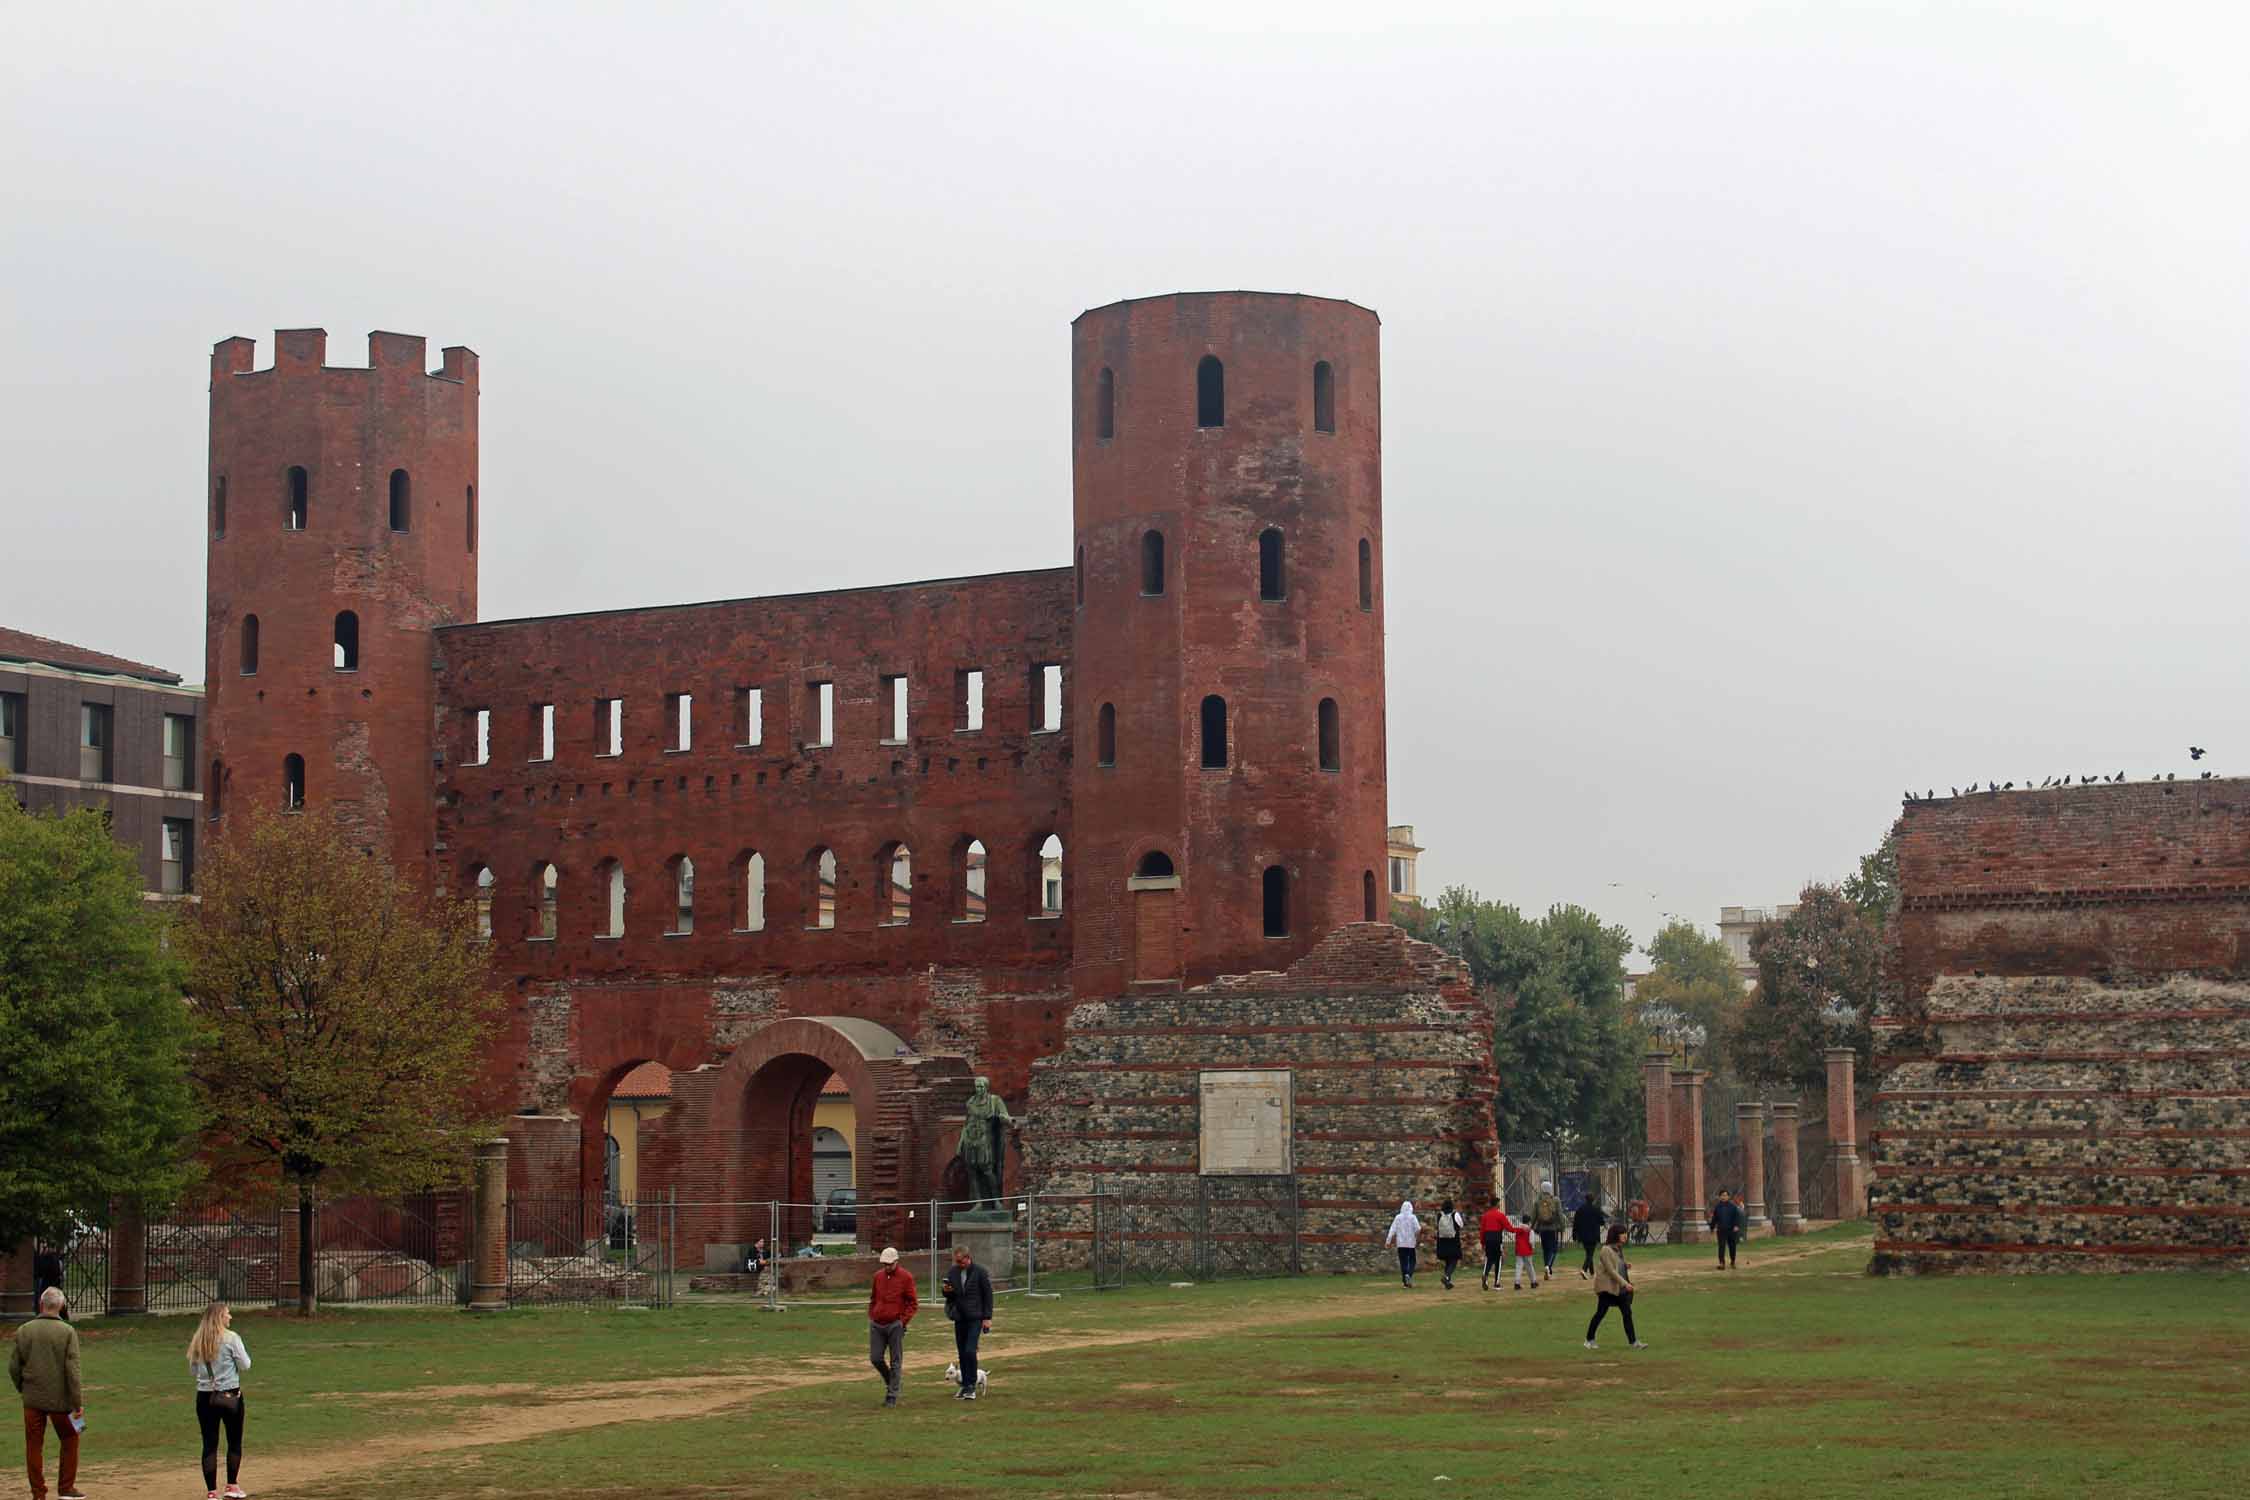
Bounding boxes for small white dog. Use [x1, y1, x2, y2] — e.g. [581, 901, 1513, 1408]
[944, 1362, 989, 1392]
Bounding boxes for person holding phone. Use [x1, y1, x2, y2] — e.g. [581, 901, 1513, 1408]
[187, 1301, 252, 1500]
[8, 1287, 83, 1500]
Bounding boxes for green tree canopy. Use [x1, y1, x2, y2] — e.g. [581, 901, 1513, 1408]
[176, 809, 505, 1312]
[1632, 919, 1746, 1073]
[1736, 882, 1886, 1097]
[0, 784, 198, 1250]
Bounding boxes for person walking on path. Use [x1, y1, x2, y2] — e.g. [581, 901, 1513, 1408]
[1431, 1200, 1467, 1289]
[1505, 1207, 1539, 1289]
[188, 1301, 252, 1499]
[1572, 1192, 1609, 1277]
[1477, 1202, 1509, 1291]
[866, 1246, 919, 1407]
[940, 1245, 994, 1401]
[1585, 1225, 1648, 1351]
[1531, 1182, 1565, 1278]
[1383, 1200, 1424, 1288]
[10, 1287, 84, 1500]
[1709, 1189, 1746, 1269]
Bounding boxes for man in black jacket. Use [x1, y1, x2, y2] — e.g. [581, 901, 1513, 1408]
[941, 1246, 994, 1401]
[1709, 1189, 1746, 1268]
[1571, 1193, 1609, 1278]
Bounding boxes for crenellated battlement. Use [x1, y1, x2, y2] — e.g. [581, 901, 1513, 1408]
[211, 329, 479, 387]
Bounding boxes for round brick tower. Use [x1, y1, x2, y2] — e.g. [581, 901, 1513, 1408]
[1070, 292, 1388, 996]
[203, 329, 478, 882]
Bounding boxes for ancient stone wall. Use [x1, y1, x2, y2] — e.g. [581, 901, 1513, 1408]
[1872, 779, 2250, 1273]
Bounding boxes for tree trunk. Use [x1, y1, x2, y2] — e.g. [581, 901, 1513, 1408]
[297, 1183, 316, 1318]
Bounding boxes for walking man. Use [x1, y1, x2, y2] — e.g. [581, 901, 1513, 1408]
[1709, 1188, 1745, 1269]
[1572, 1190, 1608, 1278]
[867, 1246, 918, 1407]
[941, 1245, 993, 1401]
[9, 1287, 84, 1500]
[1531, 1181, 1565, 1278]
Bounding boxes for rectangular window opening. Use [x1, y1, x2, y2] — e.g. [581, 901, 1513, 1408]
[598, 698, 623, 757]
[804, 681, 834, 748]
[79, 703, 113, 782]
[162, 713, 194, 790]
[736, 687, 763, 747]
[1033, 663, 1063, 734]
[531, 703, 555, 762]
[880, 674, 908, 743]
[471, 708, 491, 766]
[667, 692, 693, 753]
[161, 818, 193, 895]
[0, 692, 23, 774]
[955, 668, 984, 732]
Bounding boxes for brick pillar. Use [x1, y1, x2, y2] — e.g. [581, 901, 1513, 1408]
[1671, 1070, 1710, 1243]
[108, 1201, 149, 1316]
[1, 1239, 34, 1317]
[470, 1136, 510, 1312]
[1771, 1101, 1804, 1234]
[1825, 1047, 1866, 1219]
[1735, 1101, 1769, 1233]
[1641, 1049, 1673, 1152]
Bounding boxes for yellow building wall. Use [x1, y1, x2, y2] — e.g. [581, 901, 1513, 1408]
[605, 1099, 669, 1202]
[813, 1096, 858, 1187]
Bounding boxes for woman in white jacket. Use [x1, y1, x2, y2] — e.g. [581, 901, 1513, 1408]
[187, 1301, 252, 1500]
[1383, 1200, 1424, 1288]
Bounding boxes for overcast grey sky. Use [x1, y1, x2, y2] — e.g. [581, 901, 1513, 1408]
[7, 1, 2245, 952]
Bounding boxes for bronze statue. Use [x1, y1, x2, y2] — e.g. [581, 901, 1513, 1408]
[954, 1076, 1016, 1211]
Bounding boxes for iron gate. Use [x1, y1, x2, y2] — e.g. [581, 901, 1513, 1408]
[35, 1212, 108, 1318]
[146, 1199, 284, 1312]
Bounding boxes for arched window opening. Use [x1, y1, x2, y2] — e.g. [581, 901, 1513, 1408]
[601, 859, 626, 938]
[738, 850, 767, 932]
[1096, 366, 1115, 439]
[1136, 850, 1175, 879]
[955, 837, 987, 923]
[670, 855, 695, 934]
[1262, 865, 1290, 938]
[333, 610, 359, 671]
[1313, 360, 1336, 433]
[1358, 538, 1373, 611]
[535, 863, 558, 940]
[1200, 695, 1228, 769]
[1033, 834, 1064, 918]
[1196, 355, 1224, 428]
[1363, 869, 1378, 921]
[1097, 702, 1116, 767]
[282, 753, 305, 811]
[1141, 530, 1165, 595]
[1074, 546, 1085, 608]
[879, 843, 913, 925]
[1318, 697, 1340, 772]
[239, 614, 260, 675]
[466, 485, 477, 553]
[809, 847, 837, 930]
[472, 865, 494, 939]
[1258, 528, 1286, 601]
[212, 476, 227, 539]
[388, 469, 411, 531]
[286, 466, 308, 530]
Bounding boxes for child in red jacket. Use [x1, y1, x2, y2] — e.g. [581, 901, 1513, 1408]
[1491, 1207, 1539, 1289]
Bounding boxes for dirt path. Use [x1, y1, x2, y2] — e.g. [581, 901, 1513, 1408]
[85, 1238, 1855, 1498]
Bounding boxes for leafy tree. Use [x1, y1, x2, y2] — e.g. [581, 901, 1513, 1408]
[1632, 919, 1746, 1074]
[1736, 883, 1885, 1097]
[1398, 889, 1642, 1157]
[175, 810, 504, 1314]
[1843, 825, 1900, 930]
[0, 784, 198, 1251]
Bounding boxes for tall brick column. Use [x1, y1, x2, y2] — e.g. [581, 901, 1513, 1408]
[107, 1201, 149, 1316]
[1771, 1101, 1804, 1234]
[470, 1137, 510, 1312]
[1641, 1049, 1673, 1154]
[1825, 1047, 1866, 1219]
[1735, 1100, 1769, 1233]
[1, 1239, 34, 1317]
[1670, 1069, 1710, 1243]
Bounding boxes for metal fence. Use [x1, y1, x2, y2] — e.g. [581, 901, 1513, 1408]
[316, 1194, 462, 1307]
[148, 1198, 285, 1312]
[507, 1192, 676, 1307]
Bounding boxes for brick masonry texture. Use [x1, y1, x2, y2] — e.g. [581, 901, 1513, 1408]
[1025, 924, 1499, 1271]
[1872, 780, 2250, 1273]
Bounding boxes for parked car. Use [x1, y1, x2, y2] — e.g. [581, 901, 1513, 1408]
[820, 1188, 857, 1233]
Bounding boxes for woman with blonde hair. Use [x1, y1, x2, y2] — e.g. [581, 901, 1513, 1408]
[186, 1301, 252, 1499]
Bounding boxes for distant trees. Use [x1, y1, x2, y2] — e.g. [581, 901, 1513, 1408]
[1736, 833, 1896, 1097]
[1630, 919, 1746, 1076]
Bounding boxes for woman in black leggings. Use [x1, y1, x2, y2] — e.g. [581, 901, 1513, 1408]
[1584, 1225, 1647, 1350]
[187, 1301, 252, 1498]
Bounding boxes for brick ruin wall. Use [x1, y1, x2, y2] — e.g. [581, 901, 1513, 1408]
[1872, 778, 2250, 1273]
[1025, 923, 1499, 1271]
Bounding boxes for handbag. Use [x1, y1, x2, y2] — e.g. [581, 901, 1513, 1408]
[208, 1387, 242, 1413]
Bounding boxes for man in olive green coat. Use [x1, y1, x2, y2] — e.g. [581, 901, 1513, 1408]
[9, 1288, 84, 1500]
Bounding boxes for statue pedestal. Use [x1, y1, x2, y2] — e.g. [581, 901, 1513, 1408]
[948, 1215, 1016, 1283]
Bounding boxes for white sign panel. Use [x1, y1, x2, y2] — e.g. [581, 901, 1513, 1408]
[1199, 1069, 1293, 1176]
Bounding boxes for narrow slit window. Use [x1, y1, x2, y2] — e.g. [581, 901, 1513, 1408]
[809, 847, 837, 930]
[1035, 834, 1064, 918]
[531, 704, 555, 762]
[206, 758, 222, 816]
[1313, 360, 1335, 433]
[535, 863, 558, 940]
[473, 866, 494, 939]
[1318, 697, 1340, 771]
[602, 860, 626, 937]
[1197, 355, 1224, 428]
[1033, 663, 1063, 733]
[1200, 695, 1228, 769]
[739, 851, 766, 932]
[285, 466, 308, 530]
[466, 485, 477, 552]
[1096, 366, 1115, 439]
[283, 753, 305, 810]
[956, 837, 987, 922]
[598, 697, 623, 756]
[388, 469, 411, 531]
[161, 818, 193, 894]
[804, 681, 834, 748]
[332, 610, 359, 671]
[1358, 538, 1373, 610]
[1, 692, 24, 775]
[1259, 528, 1285, 600]
[667, 692, 692, 752]
[880, 675, 908, 742]
[736, 687, 763, 746]
[1097, 702, 1116, 766]
[240, 614, 260, 675]
[955, 668, 984, 732]
[1363, 870, 1378, 921]
[212, 476, 227, 539]
[670, 856, 695, 934]
[471, 708, 491, 766]
[1263, 865, 1290, 937]
[1141, 530, 1165, 595]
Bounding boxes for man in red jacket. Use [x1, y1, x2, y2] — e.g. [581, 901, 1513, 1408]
[867, 1246, 919, 1407]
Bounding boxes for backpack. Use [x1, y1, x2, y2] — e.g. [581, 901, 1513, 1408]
[1535, 1193, 1560, 1227]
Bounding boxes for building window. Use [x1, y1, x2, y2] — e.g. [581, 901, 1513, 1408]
[79, 703, 112, 782]
[954, 669, 984, 732]
[0, 692, 21, 774]
[466, 485, 476, 552]
[804, 681, 834, 749]
[469, 708, 491, 766]
[1259, 528, 1285, 600]
[388, 469, 411, 531]
[808, 847, 837, 930]
[1034, 834, 1063, 918]
[1363, 869, 1377, 921]
[212, 476, 227, 539]
[283, 753, 305, 810]
[736, 687, 763, 747]
[160, 818, 193, 895]
[670, 855, 695, 934]
[1263, 865, 1290, 937]
[1097, 703, 1116, 766]
[1318, 697, 1340, 771]
[1197, 355, 1224, 428]
[1390, 856, 1408, 895]
[1313, 360, 1335, 433]
[1358, 538, 1373, 611]
[667, 692, 693, 752]
[1141, 530, 1165, 595]
[1136, 850, 1175, 878]
[955, 837, 987, 923]
[879, 842, 912, 925]
[285, 466, 308, 530]
[333, 610, 359, 672]
[240, 614, 259, 675]
[598, 697, 623, 756]
[1096, 366, 1115, 439]
[530, 863, 557, 940]
[738, 850, 766, 932]
[880, 675, 908, 743]
[472, 865, 494, 939]
[531, 703, 555, 762]
[601, 859, 626, 938]
[1200, 695, 1227, 769]
[1033, 663, 1063, 733]
[162, 714, 194, 790]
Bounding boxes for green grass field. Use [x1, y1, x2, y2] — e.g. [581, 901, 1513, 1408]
[35, 1226, 2250, 1499]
